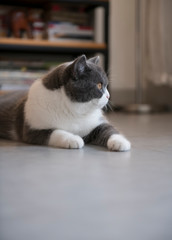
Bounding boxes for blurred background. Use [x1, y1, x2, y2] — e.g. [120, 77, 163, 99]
[1, 2, 172, 240]
[0, 0, 172, 111]
[110, 0, 172, 112]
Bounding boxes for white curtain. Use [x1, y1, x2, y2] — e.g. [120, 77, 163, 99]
[145, 0, 172, 86]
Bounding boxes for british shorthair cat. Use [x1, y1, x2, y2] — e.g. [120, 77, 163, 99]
[0, 55, 131, 151]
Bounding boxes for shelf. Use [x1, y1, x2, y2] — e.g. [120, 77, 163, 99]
[0, 38, 106, 49]
[0, 38, 107, 54]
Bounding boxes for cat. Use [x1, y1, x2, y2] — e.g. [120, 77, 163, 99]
[0, 55, 131, 151]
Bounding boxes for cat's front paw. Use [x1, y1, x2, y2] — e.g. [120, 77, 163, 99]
[49, 130, 84, 149]
[107, 134, 131, 152]
[66, 135, 84, 149]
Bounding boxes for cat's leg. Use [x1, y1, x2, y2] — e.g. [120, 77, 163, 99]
[23, 126, 84, 149]
[22, 126, 53, 146]
[83, 123, 131, 151]
[48, 129, 84, 149]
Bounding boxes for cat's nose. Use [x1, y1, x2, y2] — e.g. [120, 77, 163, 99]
[105, 88, 110, 99]
[106, 91, 110, 99]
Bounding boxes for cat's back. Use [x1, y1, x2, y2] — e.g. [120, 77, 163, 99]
[0, 90, 27, 108]
[0, 90, 28, 140]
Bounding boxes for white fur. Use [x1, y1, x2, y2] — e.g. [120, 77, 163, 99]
[48, 130, 84, 149]
[107, 134, 131, 151]
[25, 79, 108, 139]
[92, 88, 110, 109]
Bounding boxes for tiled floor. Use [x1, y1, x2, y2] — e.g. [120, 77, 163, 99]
[0, 113, 172, 240]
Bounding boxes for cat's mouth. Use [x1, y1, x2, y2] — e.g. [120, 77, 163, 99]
[92, 94, 109, 109]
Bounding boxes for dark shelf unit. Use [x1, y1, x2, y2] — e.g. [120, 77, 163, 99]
[0, 0, 109, 72]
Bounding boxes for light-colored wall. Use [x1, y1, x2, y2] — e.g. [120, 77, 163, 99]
[109, 0, 136, 104]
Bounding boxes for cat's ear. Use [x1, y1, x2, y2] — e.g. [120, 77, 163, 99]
[73, 55, 87, 76]
[88, 56, 100, 65]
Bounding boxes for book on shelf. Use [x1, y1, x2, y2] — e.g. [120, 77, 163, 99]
[0, 59, 66, 90]
[47, 22, 94, 42]
[0, 70, 46, 90]
[94, 7, 105, 44]
[49, 4, 90, 26]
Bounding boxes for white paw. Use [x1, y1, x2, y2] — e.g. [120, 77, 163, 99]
[107, 134, 131, 152]
[65, 134, 84, 149]
[48, 130, 84, 149]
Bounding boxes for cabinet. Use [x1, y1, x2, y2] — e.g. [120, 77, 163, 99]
[0, 0, 109, 90]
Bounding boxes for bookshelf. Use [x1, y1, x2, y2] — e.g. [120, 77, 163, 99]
[0, 38, 106, 51]
[0, 0, 109, 90]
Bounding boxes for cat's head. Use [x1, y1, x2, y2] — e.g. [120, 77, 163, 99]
[63, 55, 110, 108]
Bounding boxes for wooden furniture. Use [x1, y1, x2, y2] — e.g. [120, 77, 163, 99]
[0, 0, 109, 72]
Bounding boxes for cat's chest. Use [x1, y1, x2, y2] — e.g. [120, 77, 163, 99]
[25, 83, 103, 137]
[27, 105, 102, 137]
[50, 111, 101, 137]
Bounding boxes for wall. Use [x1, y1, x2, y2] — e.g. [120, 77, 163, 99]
[109, 0, 136, 105]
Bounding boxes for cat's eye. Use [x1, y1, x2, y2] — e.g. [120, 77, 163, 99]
[97, 83, 102, 90]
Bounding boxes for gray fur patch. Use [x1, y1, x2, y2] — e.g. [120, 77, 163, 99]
[83, 123, 119, 147]
[23, 124, 53, 145]
[42, 55, 108, 103]
[0, 91, 27, 140]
